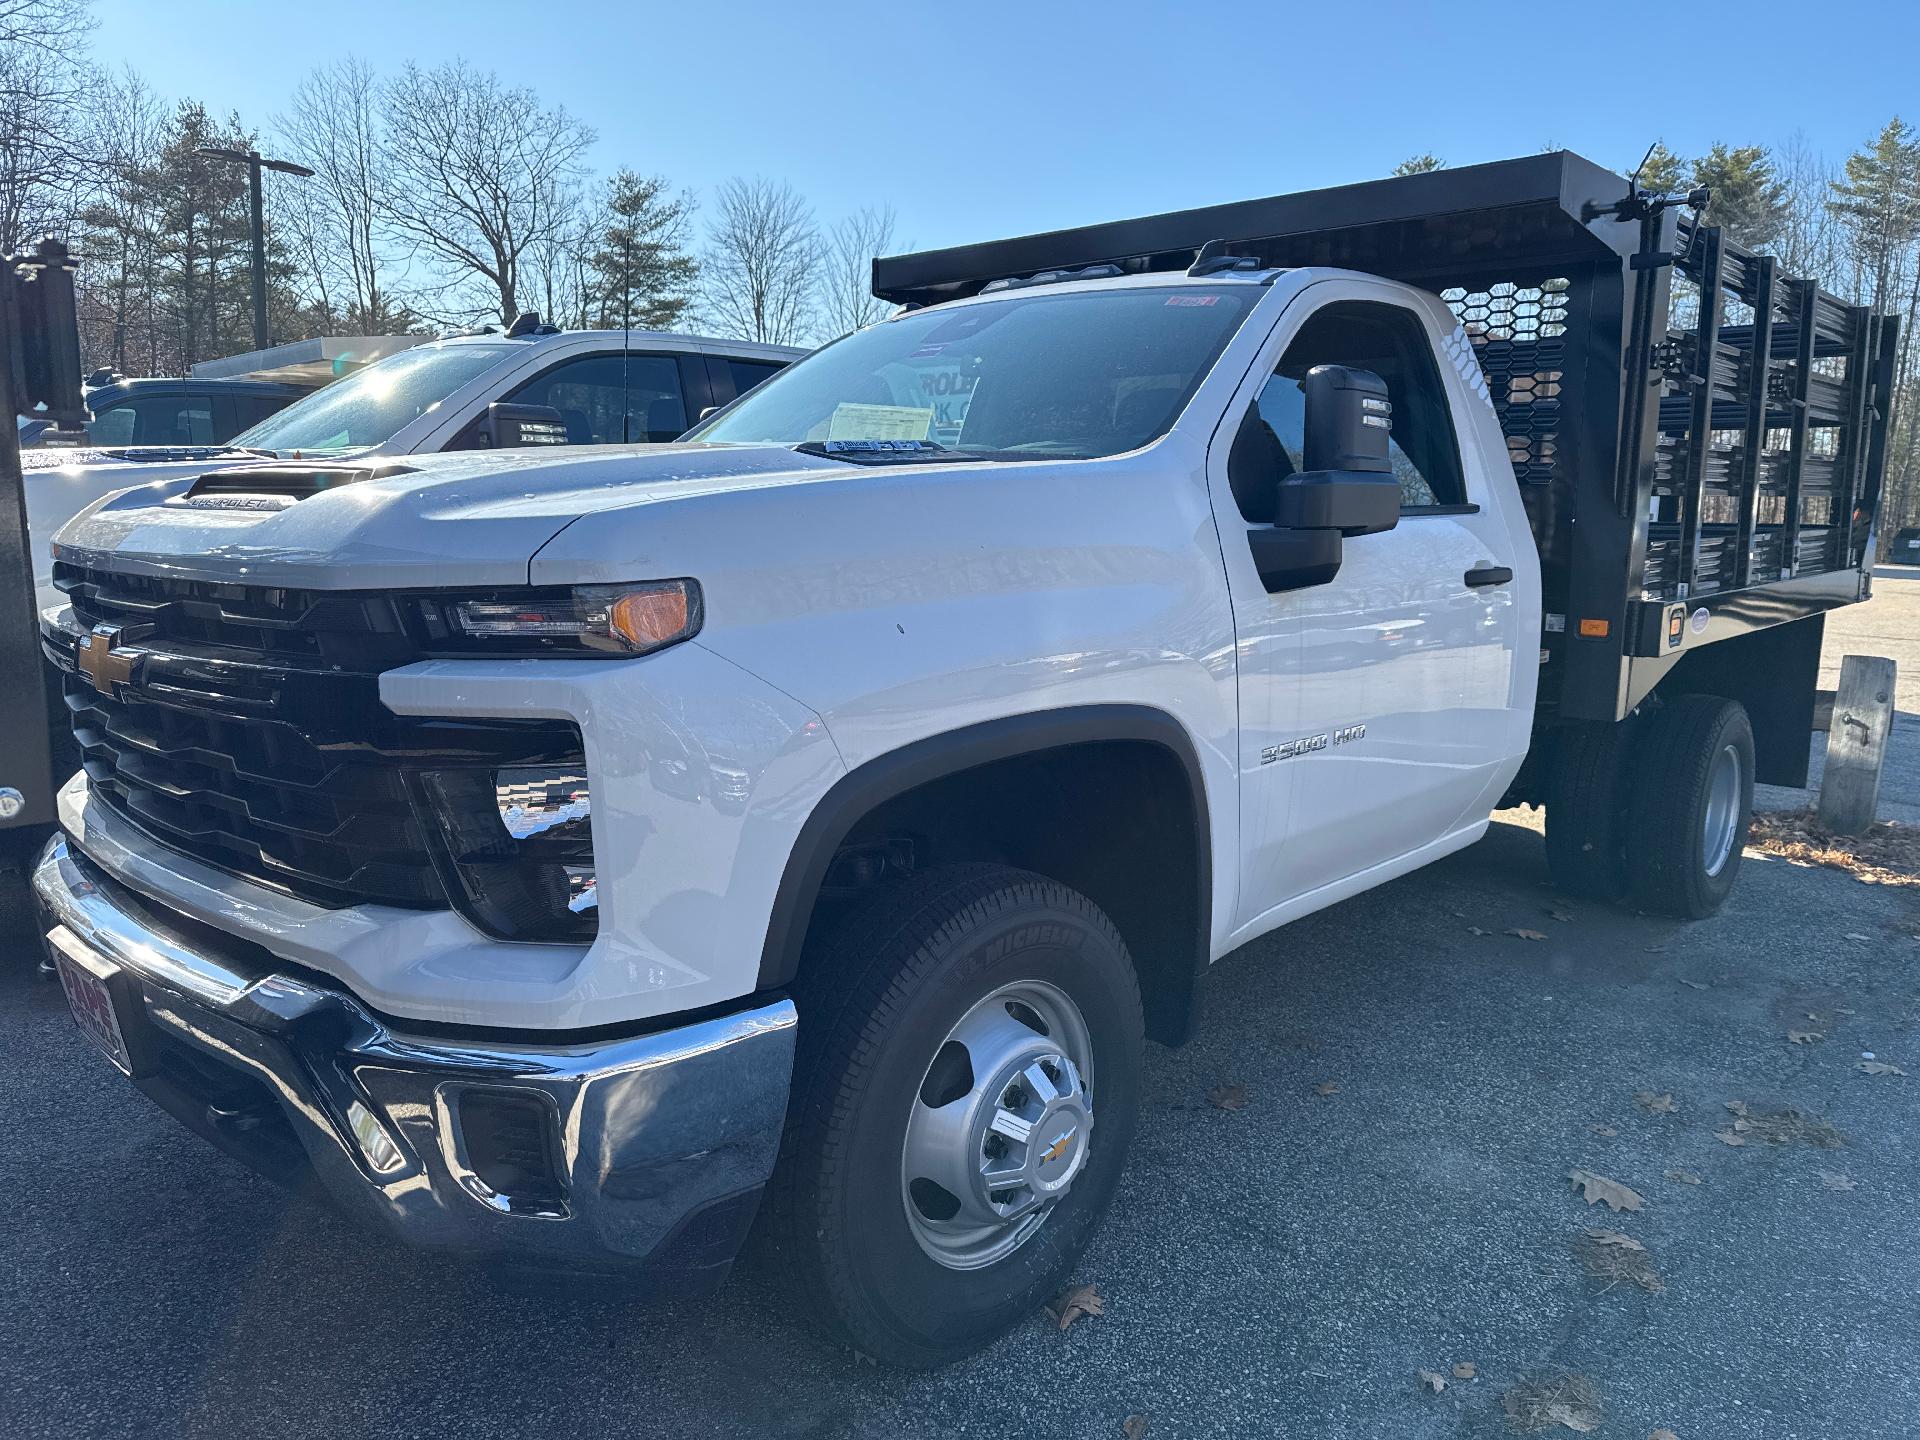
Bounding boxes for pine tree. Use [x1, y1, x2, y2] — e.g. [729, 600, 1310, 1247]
[586, 169, 698, 332]
[1391, 154, 1443, 177]
[1633, 142, 1687, 196]
[1827, 118, 1920, 311]
[1690, 144, 1788, 249]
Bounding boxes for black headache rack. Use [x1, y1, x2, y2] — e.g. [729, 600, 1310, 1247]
[872, 152, 1896, 728]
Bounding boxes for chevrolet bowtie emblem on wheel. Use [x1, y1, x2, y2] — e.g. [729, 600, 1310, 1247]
[1040, 1127, 1077, 1165]
[76, 625, 142, 697]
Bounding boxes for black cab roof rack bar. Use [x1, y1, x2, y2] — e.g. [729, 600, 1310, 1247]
[1187, 239, 1264, 277]
[979, 263, 1125, 295]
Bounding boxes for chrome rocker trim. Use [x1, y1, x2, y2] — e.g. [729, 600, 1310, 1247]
[34, 836, 797, 1283]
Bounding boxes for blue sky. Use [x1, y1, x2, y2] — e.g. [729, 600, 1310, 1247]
[92, 0, 1918, 254]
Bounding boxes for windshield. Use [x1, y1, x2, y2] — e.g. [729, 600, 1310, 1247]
[689, 286, 1255, 459]
[233, 342, 514, 454]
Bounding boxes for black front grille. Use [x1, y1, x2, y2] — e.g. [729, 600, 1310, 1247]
[49, 564, 582, 911]
[54, 561, 426, 667]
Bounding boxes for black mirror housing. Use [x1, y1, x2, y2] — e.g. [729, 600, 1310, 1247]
[481, 401, 569, 448]
[1275, 471, 1401, 536]
[1237, 363, 1401, 594]
[1301, 363, 1392, 473]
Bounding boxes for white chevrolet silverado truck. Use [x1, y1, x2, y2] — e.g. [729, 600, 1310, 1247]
[31, 155, 1894, 1366]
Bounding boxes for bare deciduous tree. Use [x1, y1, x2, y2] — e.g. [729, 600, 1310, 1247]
[74, 65, 163, 370]
[820, 204, 896, 338]
[522, 183, 594, 331]
[0, 0, 95, 252]
[278, 57, 402, 331]
[702, 177, 819, 345]
[379, 60, 594, 324]
[1775, 132, 1843, 288]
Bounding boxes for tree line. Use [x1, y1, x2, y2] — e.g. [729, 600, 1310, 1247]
[1401, 132, 1920, 554]
[8, 2, 1920, 548]
[1, 2, 891, 373]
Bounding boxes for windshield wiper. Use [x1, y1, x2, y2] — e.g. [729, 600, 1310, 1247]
[794, 438, 955, 465]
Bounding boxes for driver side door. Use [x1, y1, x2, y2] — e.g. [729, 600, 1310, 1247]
[1216, 281, 1531, 932]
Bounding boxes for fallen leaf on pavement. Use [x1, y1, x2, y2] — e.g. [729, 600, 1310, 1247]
[1676, 977, 1706, 989]
[1819, 1171, 1857, 1192]
[1789, 1030, 1824, 1044]
[1583, 1228, 1645, 1251]
[1860, 1061, 1908, 1077]
[1549, 909, 1574, 922]
[1636, 1091, 1677, 1113]
[1666, 1169, 1702, 1185]
[1568, 1169, 1645, 1212]
[1750, 804, 1920, 886]
[1467, 925, 1490, 937]
[1591, 1124, 1618, 1136]
[1123, 1415, 1150, 1440]
[1725, 1100, 1749, 1116]
[1047, 1283, 1104, 1331]
[1715, 1107, 1841, 1147]
[1508, 927, 1549, 941]
[1417, 1370, 1448, 1393]
[1207, 1084, 1249, 1111]
[1651, 1430, 1681, 1440]
[1313, 1081, 1340, 1096]
[1844, 932, 1872, 941]
[1574, 1230, 1663, 1292]
[1504, 1372, 1604, 1433]
[1453, 1361, 1478, 1379]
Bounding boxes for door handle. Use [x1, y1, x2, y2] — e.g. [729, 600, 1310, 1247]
[1465, 564, 1513, 588]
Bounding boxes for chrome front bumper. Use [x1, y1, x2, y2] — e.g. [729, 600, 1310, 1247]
[33, 836, 798, 1284]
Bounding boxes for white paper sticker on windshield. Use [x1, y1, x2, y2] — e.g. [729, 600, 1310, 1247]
[828, 402, 934, 442]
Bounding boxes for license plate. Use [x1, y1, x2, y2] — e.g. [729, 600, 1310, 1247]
[51, 934, 133, 1076]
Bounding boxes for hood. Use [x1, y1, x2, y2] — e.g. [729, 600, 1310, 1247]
[20, 444, 248, 471]
[49, 443, 852, 591]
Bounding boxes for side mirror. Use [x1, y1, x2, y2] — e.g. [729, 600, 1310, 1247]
[478, 402, 569, 449]
[1241, 365, 1400, 594]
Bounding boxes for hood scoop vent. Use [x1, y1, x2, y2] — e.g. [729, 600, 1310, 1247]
[167, 462, 418, 512]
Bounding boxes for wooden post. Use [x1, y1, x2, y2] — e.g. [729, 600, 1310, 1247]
[1817, 655, 1896, 835]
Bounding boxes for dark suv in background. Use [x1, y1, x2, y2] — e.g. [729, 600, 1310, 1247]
[27, 377, 310, 450]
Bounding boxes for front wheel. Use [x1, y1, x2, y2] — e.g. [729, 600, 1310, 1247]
[1626, 695, 1755, 918]
[769, 864, 1144, 1368]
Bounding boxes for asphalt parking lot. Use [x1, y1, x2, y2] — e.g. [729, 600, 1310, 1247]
[3, 584, 1916, 1440]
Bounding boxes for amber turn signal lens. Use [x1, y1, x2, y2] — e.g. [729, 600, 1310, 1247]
[608, 585, 693, 648]
[605, 580, 701, 652]
[1578, 617, 1609, 638]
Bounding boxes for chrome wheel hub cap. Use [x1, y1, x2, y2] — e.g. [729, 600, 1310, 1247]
[900, 980, 1094, 1271]
[1702, 742, 1743, 878]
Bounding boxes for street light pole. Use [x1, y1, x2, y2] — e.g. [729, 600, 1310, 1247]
[195, 147, 315, 352]
[245, 159, 267, 350]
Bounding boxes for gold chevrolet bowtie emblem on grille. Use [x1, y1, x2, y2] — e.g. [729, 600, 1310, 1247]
[76, 626, 140, 696]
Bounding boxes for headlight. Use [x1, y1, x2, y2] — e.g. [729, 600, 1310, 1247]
[416, 762, 599, 942]
[413, 580, 702, 657]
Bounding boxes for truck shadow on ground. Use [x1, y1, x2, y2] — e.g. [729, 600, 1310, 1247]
[3, 815, 1916, 1439]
